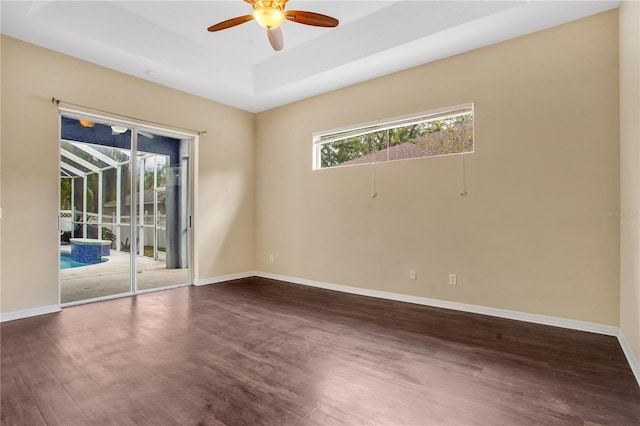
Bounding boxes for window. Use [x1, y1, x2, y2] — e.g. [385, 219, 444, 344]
[313, 103, 474, 169]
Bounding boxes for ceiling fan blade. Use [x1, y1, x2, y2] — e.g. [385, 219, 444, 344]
[207, 14, 254, 32]
[267, 27, 284, 51]
[284, 10, 339, 27]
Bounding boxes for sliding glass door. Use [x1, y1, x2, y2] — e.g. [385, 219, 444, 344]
[59, 115, 192, 305]
[135, 131, 190, 292]
[60, 130, 133, 302]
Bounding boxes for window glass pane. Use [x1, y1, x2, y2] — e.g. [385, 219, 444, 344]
[135, 155, 144, 228]
[120, 163, 131, 224]
[86, 173, 99, 215]
[87, 223, 99, 239]
[73, 176, 84, 217]
[320, 136, 376, 168]
[72, 177, 84, 238]
[102, 168, 117, 223]
[60, 178, 72, 210]
[101, 225, 116, 249]
[316, 106, 473, 169]
[120, 225, 131, 253]
[156, 156, 167, 188]
[144, 157, 155, 191]
[143, 157, 155, 225]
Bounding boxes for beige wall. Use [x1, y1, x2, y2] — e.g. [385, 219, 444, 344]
[0, 10, 625, 329]
[255, 11, 620, 325]
[0, 36, 255, 314]
[620, 1, 640, 363]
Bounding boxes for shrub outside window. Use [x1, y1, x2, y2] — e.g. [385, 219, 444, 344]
[313, 103, 474, 169]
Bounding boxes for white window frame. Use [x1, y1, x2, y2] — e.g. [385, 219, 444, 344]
[312, 102, 474, 170]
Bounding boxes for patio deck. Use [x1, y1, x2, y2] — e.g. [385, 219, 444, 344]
[60, 248, 188, 303]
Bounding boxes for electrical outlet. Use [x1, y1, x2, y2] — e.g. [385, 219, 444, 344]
[269, 254, 274, 263]
[409, 270, 417, 280]
[449, 273, 457, 285]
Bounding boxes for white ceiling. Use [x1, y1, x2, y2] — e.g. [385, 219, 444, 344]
[1, 0, 620, 113]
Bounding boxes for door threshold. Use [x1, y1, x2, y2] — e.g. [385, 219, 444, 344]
[61, 282, 192, 308]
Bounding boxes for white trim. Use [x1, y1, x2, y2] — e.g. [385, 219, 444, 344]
[1, 305, 61, 322]
[190, 136, 198, 285]
[312, 102, 474, 142]
[61, 281, 192, 307]
[194, 271, 255, 286]
[61, 292, 135, 308]
[70, 142, 120, 168]
[60, 162, 86, 177]
[254, 271, 619, 336]
[58, 117, 63, 306]
[136, 282, 191, 295]
[618, 329, 640, 387]
[61, 149, 101, 173]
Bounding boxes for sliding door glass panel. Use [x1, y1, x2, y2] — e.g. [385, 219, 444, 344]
[135, 132, 189, 291]
[60, 116, 191, 304]
[59, 118, 133, 303]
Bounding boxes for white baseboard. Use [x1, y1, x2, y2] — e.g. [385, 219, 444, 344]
[255, 271, 619, 336]
[257, 270, 638, 387]
[1, 304, 61, 323]
[618, 330, 640, 387]
[2, 272, 638, 388]
[194, 271, 255, 286]
[0, 273, 621, 339]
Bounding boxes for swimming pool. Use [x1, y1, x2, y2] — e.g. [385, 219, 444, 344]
[60, 252, 107, 269]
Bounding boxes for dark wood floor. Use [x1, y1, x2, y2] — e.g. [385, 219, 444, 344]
[2, 277, 639, 425]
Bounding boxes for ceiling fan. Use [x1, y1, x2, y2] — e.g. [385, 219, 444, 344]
[207, 0, 339, 51]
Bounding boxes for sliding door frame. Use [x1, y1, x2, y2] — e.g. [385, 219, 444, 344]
[58, 107, 198, 306]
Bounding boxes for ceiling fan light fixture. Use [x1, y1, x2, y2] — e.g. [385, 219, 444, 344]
[206, 0, 338, 52]
[253, 7, 284, 29]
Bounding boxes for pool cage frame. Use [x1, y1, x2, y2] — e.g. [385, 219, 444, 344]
[60, 140, 169, 261]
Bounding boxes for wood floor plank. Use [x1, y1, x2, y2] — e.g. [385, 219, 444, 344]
[0, 369, 47, 426]
[30, 378, 90, 425]
[2, 277, 639, 425]
[0, 397, 46, 426]
[61, 377, 128, 422]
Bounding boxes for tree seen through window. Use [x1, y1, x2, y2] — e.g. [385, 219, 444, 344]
[318, 111, 473, 169]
